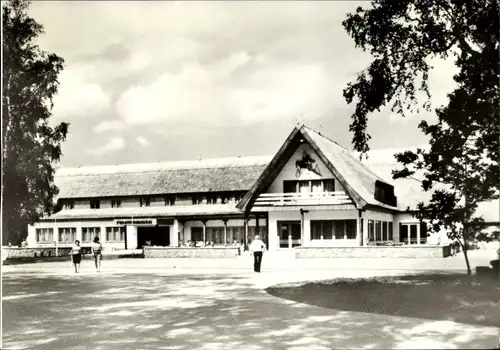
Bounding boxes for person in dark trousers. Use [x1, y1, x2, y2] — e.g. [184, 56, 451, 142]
[249, 234, 266, 272]
[70, 240, 82, 273]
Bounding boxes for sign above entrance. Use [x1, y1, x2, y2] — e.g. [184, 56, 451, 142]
[114, 218, 157, 226]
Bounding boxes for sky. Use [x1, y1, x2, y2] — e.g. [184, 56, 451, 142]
[29, 1, 459, 168]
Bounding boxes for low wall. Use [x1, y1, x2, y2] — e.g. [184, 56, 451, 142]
[143, 246, 241, 258]
[2, 246, 92, 259]
[295, 245, 453, 259]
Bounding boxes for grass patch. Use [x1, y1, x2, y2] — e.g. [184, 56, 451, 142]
[266, 273, 500, 327]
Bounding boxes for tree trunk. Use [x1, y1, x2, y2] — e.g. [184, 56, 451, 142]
[459, 236, 472, 276]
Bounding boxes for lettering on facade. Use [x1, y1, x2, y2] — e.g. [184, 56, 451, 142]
[295, 151, 321, 177]
[114, 218, 157, 226]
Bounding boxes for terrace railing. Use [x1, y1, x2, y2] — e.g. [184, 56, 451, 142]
[254, 191, 353, 207]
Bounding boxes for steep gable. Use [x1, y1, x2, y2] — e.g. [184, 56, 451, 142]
[237, 125, 398, 213]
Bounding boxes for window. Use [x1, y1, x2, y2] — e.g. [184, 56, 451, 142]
[36, 228, 53, 243]
[420, 222, 428, 244]
[220, 195, 230, 204]
[206, 227, 224, 244]
[164, 196, 175, 206]
[192, 196, 207, 205]
[226, 226, 244, 244]
[369, 220, 393, 243]
[140, 197, 150, 207]
[311, 220, 333, 240]
[63, 200, 74, 210]
[375, 221, 382, 241]
[58, 227, 76, 243]
[334, 221, 344, 239]
[410, 224, 418, 244]
[400, 224, 409, 243]
[298, 181, 309, 193]
[311, 180, 322, 193]
[399, 223, 425, 244]
[284, 181, 297, 193]
[283, 179, 335, 194]
[207, 196, 219, 204]
[324, 180, 335, 193]
[106, 227, 125, 242]
[345, 220, 357, 239]
[90, 199, 100, 209]
[311, 220, 356, 240]
[111, 200, 122, 208]
[191, 227, 203, 241]
[82, 227, 101, 243]
[368, 220, 374, 241]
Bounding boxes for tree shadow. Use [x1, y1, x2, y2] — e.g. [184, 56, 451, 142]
[266, 273, 500, 328]
[3, 273, 499, 350]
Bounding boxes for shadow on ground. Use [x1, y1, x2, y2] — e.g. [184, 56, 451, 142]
[266, 273, 500, 328]
[3, 272, 499, 350]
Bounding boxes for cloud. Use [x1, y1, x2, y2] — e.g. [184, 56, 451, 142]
[86, 136, 126, 155]
[93, 120, 127, 133]
[136, 136, 150, 148]
[51, 67, 111, 120]
[115, 55, 331, 126]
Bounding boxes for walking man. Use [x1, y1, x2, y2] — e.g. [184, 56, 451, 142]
[249, 234, 266, 272]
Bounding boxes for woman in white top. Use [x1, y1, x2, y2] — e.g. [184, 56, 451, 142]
[70, 240, 82, 273]
[249, 234, 266, 273]
[91, 237, 103, 272]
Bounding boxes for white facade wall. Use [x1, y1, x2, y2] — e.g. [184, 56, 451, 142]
[266, 143, 346, 194]
[28, 219, 127, 250]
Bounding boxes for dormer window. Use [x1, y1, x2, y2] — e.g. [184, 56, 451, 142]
[90, 199, 100, 209]
[164, 196, 175, 206]
[63, 200, 74, 210]
[140, 197, 150, 207]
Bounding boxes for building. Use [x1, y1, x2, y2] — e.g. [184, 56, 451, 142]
[27, 125, 499, 251]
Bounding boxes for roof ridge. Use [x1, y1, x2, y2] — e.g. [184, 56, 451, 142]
[300, 125, 351, 152]
[55, 155, 274, 175]
[56, 163, 269, 177]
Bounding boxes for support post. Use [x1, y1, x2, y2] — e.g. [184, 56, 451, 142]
[244, 219, 249, 251]
[223, 219, 228, 246]
[417, 222, 421, 245]
[202, 220, 207, 246]
[179, 220, 185, 243]
[357, 210, 363, 246]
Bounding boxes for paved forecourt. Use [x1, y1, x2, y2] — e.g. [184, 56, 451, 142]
[3, 249, 499, 350]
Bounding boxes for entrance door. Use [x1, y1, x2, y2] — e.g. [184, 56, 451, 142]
[277, 221, 301, 248]
[137, 226, 170, 248]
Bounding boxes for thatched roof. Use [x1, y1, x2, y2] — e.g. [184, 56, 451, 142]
[55, 156, 271, 199]
[361, 149, 500, 223]
[237, 125, 398, 212]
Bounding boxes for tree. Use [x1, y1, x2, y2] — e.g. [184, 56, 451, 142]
[343, 0, 499, 275]
[392, 119, 499, 276]
[2, 0, 68, 246]
[342, 0, 499, 159]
